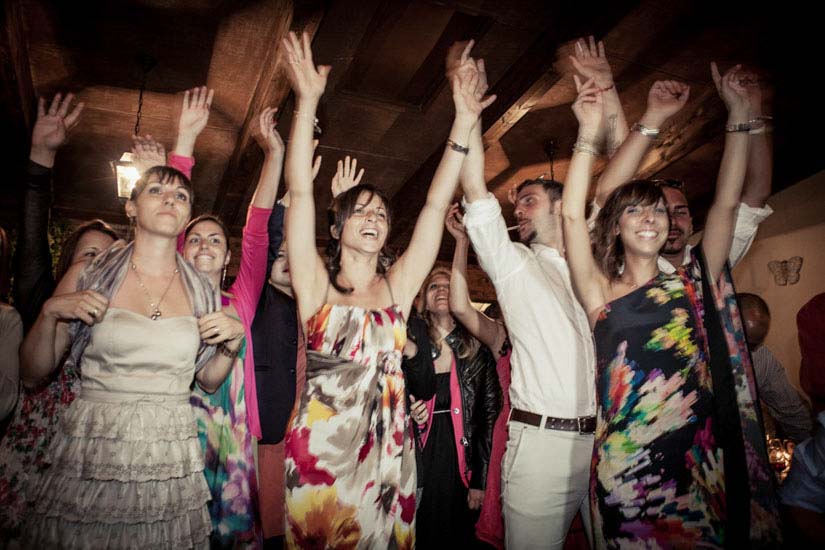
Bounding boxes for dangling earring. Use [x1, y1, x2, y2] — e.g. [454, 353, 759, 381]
[221, 265, 227, 290]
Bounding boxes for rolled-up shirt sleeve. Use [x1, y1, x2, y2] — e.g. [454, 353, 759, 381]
[730, 202, 773, 267]
[461, 193, 526, 284]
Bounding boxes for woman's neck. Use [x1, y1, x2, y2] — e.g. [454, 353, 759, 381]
[430, 311, 456, 336]
[131, 232, 179, 276]
[621, 253, 660, 287]
[338, 248, 380, 291]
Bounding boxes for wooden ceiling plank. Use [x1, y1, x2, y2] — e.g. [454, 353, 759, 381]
[213, 1, 329, 225]
[2, 0, 35, 131]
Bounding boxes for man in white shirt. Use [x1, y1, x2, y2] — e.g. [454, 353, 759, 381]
[463, 177, 596, 550]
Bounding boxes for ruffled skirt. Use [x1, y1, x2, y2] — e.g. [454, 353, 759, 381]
[24, 388, 211, 549]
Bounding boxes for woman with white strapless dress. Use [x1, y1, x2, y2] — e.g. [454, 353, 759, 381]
[19, 165, 240, 548]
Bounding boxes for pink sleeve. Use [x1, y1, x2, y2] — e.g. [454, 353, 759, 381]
[229, 205, 272, 440]
[167, 153, 195, 180]
[229, 205, 271, 316]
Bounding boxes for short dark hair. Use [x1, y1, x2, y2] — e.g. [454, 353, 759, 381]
[516, 178, 563, 203]
[326, 183, 396, 294]
[130, 165, 193, 204]
[592, 180, 666, 280]
[55, 220, 120, 281]
[737, 292, 770, 317]
[651, 178, 685, 191]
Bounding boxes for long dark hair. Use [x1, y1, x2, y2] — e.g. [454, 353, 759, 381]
[55, 220, 120, 282]
[325, 184, 396, 294]
[591, 180, 666, 280]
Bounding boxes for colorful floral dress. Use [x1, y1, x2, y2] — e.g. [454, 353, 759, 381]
[0, 361, 80, 539]
[191, 333, 259, 547]
[590, 253, 780, 549]
[284, 302, 416, 549]
[592, 268, 722, 548]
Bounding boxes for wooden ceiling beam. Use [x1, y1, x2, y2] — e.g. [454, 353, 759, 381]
[214, 1, 326, 226]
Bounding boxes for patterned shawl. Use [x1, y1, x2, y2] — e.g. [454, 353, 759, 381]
[689, 247, 782, 548]
[65, 241, 218, 373]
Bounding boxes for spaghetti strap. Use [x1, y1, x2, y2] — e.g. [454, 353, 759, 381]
[321, 280, 331, 305]
[384, 276, 396, 306]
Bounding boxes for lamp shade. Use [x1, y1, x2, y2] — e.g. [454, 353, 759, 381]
[113, 152, 141, 199]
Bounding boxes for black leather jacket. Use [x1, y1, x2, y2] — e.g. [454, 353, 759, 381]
[13, 161, 55, 331]
[443, 325, 501, 490]
[403, 320, 502, 488]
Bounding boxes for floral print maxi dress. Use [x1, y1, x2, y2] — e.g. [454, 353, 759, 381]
[591, 268, 724, 548]
[284, 303, 416, 549]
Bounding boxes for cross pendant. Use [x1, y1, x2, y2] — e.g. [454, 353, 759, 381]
[151, 309, 162, 321]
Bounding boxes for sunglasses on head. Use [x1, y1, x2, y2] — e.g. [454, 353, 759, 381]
[651, 178, 685, 191]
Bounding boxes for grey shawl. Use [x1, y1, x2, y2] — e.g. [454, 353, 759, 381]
[65, 241, 218, 373]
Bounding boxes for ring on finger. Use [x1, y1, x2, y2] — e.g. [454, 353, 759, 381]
[91, 308, 99, 318]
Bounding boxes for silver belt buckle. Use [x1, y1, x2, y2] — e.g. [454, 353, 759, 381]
[577, 416, 585, 434]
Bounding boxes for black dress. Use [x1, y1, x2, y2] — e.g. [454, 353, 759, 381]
[416, 373, 478, 548]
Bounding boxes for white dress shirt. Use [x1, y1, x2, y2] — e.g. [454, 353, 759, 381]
[659, 202, 773, 273]
[462, 194, 596, 418]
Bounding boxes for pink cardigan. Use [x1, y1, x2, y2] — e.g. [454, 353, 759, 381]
[418, 357, 471, 488]
[169, 153, 269, 439]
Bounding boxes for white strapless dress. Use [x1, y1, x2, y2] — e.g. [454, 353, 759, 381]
[25, 308, 211, 549]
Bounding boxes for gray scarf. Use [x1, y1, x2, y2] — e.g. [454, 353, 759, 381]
[65, 241, 218, 373]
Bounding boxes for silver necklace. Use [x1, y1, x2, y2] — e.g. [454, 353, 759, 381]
[130, 261, 179, 320]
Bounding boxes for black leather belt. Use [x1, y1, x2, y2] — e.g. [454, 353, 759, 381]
[511, 408, 596, 434]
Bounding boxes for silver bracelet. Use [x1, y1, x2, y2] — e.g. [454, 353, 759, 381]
[446, 139, 469, 154]
[631, 122, 660, 138]
[572, 140, 599, 156]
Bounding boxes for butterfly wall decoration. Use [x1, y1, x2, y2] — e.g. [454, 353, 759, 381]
[768, 256, 803, 286]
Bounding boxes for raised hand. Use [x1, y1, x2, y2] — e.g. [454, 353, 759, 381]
[444, 203, 467, 241]
[450, 43, 496, 123]
[257, 106, 285, 156]
[569, 36, 614, 90]
[174, 86, 214, 158]
[198, 311, 245, 347]
[645, 80, 690, 125]
[131, 134, 167, 174]
[178, 86, 213, 141]
[331, 155, 364, 198]
[711, 62, 750, 117]
[42, 289, 108, 326]
[572, 76, 604, 140]
[31, 93, 84, 167]
[282, 31, 330, 101]
[737, 69, 763, 116]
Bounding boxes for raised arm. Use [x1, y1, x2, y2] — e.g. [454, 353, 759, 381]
[282, 31, 332, 320]
[740, 71, 772, 208]
[445, 204, 506, 355]
[132, 134, 167, 174]
[228, 107, 285, 309]
[14, 93, 84, 331]
[173, 86, 214, 159]
[391, 42, 496, 315]
[701, 63, 751, 282]
[594, 80, 690, 207]
[570, 36, 627, 156]
[562, 77, 608, 318]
